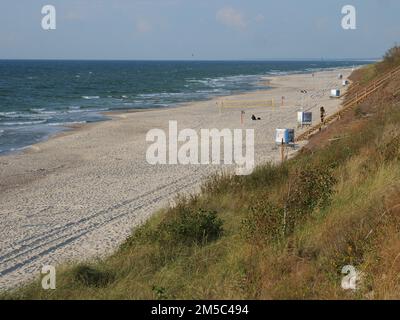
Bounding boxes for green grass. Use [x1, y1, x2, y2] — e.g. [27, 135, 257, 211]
[3, 47, 400, 300]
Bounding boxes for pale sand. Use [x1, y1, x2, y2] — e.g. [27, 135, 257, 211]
[0, 68, 352, 290]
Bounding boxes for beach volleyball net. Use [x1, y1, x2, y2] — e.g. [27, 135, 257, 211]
[217, 99, 276, 110]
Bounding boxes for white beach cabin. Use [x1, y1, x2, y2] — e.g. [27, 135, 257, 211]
[275, 128, 295, 145]
[297, 111, 312, 127]
[330, 89, 341, 98]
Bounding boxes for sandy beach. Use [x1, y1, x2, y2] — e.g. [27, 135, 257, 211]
[0, 68, 352, 290]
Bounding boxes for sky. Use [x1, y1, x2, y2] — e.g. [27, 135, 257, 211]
[0, 0, 399, 60]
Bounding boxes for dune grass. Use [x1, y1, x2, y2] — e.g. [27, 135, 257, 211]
[2, 47, 400, 300]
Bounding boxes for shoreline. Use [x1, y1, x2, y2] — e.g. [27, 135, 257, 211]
[0, 67, 353, 290]
[0, 65, 357, 158]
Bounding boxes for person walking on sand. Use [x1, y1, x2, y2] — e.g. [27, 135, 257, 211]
[319, 106, 326, 131]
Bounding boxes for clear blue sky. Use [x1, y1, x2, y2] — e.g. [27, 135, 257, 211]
[0, 0, 398, 60]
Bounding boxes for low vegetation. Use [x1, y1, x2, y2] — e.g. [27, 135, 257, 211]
[350, 44, 400, 84]
[3, 46, 400, 300]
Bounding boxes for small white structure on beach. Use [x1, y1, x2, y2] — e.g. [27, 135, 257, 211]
[297, 111, 312, 127]
[275, 128, 295, 145]
[330, 89, 341, 98]
[342, 80, 350, 86]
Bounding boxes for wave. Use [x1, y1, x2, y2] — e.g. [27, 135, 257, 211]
[267, 70, 291, 76]
[38, 110, 59, 115]
[67, 108, 86, 113]
[0, 111, 17, 117]
[137, 91, 206, 99]
[47, 121, 87, 127]
[2, 110, 59, 119]
[30, 108, 45, 113]
[1, 120, 47, 126]
[82, 96, 100, 100]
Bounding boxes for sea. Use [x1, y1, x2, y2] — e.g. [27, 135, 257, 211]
[0, 60, 368, 155]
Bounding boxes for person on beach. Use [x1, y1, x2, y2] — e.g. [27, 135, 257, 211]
[319, 106, 326, 131]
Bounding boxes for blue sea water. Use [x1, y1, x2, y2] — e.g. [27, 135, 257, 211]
[0, 60, 368, 154]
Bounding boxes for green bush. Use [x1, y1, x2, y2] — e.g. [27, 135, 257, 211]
[383, 45, 400, 65]
[242, 200, 285, 244]
[284, 166, 336, 233]
[158, 208, 223, 246]
[242, 166, 337, 244]
[71, 264, 115, 288]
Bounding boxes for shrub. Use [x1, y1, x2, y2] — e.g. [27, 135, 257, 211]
[294, 167, 335, 207]
[152, 285, 169, 300]
[383, 45, 400, 65]
[201, 172, 241, 195]
[158, 208, 223, 246]
[242, 166, 337, 244]
[71, 264, 115, 288]
[378, 134, 400, 162]
[284, 167, 336, 233]
[241, 200, 285, 244]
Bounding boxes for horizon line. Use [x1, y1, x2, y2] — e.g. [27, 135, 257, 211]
[0, 58, 379, 62]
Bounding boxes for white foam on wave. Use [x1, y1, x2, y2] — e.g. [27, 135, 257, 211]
[136, 75, 260, 102]
[68, 110, 85, 114]
[82, 96, 100, 100]
[13, 113, 50, 119]
[2, 120, 47, 126]
[138, 92, 191, 99]
[67, 106, 85, 113]
[1, 111, 55, 121]
[30, 108, 45, 113]
[47, 121, 87, 127]
[92, 108, 109, 112]
[186, 74, 260, 90]
[0, 111, 17, 117]
[268, 70, 290, 76]
[39, 110, 59, 114]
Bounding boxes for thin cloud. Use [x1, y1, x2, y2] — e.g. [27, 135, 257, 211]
[216, 7, 246, 30]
